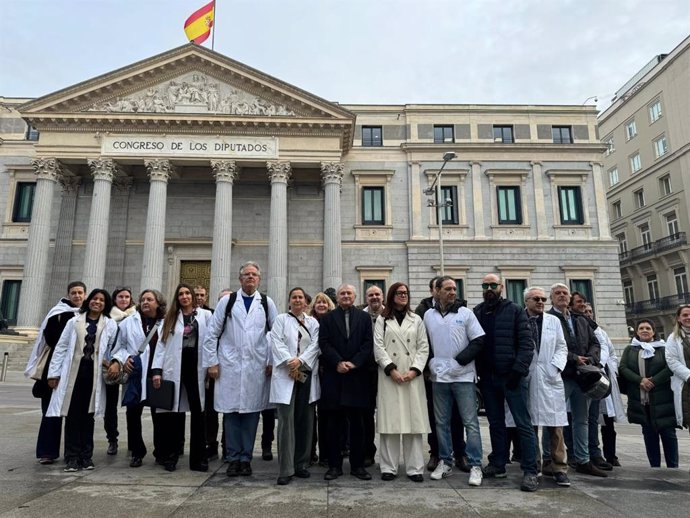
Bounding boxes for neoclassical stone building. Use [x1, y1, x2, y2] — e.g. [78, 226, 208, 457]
[0, 44, 628, 346]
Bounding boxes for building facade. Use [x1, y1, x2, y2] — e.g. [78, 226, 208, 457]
[0, 44, 627, 346]
[600, 35, 690, 336]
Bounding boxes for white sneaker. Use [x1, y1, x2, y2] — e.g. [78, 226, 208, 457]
[468, 466, 483, 486]
[430, 462, 452, 480]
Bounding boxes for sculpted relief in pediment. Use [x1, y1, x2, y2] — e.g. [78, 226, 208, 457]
[85, 72, 296, 116]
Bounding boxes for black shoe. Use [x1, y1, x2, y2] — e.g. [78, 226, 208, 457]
[481, 465, 507, 478]
[520, 473, 539, 492]
[554, 472, 571, 487]
[129, 457, 143, 468]
[107, 441, 118, 456]
[239, 461, 252, 476]
[408, 474, 424, 482]
[351, 468, 372, 480]
[294, 468, 311, 478]
[575, 462, 607, 478]
[190, 462, 209, 472]
[226, 460, 240, 477]
[426, 455, 439, 472]
[455, 456, 471, 473]
[262, 449, 273, 461]
[277, 476, 292, 485]
[82, 459, 95, 470]
[591, 456, 613, 471]
[64, 460, 80, 472]
[609, 458, 621, 467]
[324, 467, 343, 480]
[381, 472, 396, 481]
[164, 461, 176, 472]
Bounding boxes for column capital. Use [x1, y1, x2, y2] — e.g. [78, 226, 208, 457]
[59, 176, 82, 194]
[31, 158, 63, 182]
[530, 161, 543, 167]
[211, 160, 239, 183]
[320, 162, 344, 185]
[589, 161, 603, 169]
[113, 176, 134, 193]
[469, 161, 482, 168]
[87, 157, 119, 182]
[267, 161, 292, 183]
[144, 159, 175, 182]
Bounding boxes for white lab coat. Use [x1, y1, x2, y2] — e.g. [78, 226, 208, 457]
[665, 332, 690, 427]
[594, 326, 627, 423]
[269, 312, 320, 405]
[46, 313, 118, 417]
[24, 299, 79, 378]
[202, 289, 278, 413]
[151, 308, 212, 412]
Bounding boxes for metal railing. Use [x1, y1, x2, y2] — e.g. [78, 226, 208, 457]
[619, 232, 686, 265]
[625, 292, 690, 315]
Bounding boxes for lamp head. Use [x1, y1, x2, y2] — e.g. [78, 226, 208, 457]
[443, 152, 457, 162]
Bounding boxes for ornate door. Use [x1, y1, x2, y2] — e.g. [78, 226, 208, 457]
[180, 260, 211, 292]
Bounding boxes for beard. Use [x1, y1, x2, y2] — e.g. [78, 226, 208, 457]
[483, 290, 498, 303]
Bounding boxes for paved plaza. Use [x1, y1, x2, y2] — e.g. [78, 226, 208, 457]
[1, 371, 688, 518]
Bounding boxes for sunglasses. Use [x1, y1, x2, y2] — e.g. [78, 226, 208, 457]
[530, 297, 548, 303]
[481, 282, 500, 290]
[394, 291, 409, 297]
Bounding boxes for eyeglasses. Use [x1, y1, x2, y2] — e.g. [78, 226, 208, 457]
[394, 291, 409, 297]
[530, 297, 548, 302]
[481, 282, 500, 290]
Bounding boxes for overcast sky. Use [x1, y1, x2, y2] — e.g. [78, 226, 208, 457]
[1, 0, 688, 111]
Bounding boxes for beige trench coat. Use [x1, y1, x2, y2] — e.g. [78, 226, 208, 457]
[373, 312, 431, 434]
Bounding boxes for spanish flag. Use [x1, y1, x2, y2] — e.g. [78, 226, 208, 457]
[184, 1, 215, 45]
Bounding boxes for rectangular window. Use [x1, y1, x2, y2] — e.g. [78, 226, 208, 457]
[625, 119, 637, 140]
[630, 152, 642, 173]
[634, 188, 645, 208]
[557, 186, 584, 224]
[362, 186, 384, 225]
[639, 223, 652, 250]
[659, 174, 672, 196]
[363, 279, 386, 295]
[433, 125, 454, 144]
[25, 126, 39, 141]
[647, 274, 660, 301]
[436, 185, 458, 225]
[12, 182, 36, 223]
[493, 125, 514, 143]
[0, 280, 21, 326]
[455, 279, 465, 302]
[675, 267, 689, 296]
[612, 200, 622, 220]
[569, 279, 594, 306]
[604, 136, 615, 156]
[552, 126, 572, 144]
[649, 100, 662, 123]
[497, 186, 522, 224]
[608, 167, 619, 187]
[623, 280, 634, 306]
[506, 279, 527, 308]
[361, 126, 383, 147]
[666, 211, 680, 238]
[654, 136, 668, 158]
[616, 232, 628, 254]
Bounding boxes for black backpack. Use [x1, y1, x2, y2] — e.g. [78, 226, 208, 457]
[219, 292, 271, 337]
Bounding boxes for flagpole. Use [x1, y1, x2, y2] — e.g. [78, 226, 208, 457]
[211, 0, 217, 50]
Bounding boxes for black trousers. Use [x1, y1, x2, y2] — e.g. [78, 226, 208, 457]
[261, 408, 276, 452]
[126, 397, 164, 460]
[601, 414, 618, 462]
[36, 381, 62, 460]
[64, 358, 95, 464]
[103, 383, 119, 443]
[322, 406, 365, 470]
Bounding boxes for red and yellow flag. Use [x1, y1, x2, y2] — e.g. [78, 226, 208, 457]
[184, 1, 215, 45]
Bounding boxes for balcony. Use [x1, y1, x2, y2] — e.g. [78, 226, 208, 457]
[619, 232, 687, 265]
[625, 292, 690, 316]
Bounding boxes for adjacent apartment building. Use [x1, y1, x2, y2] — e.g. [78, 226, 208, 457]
[0, 44, 628, 350]
[600, 35, 690, 336]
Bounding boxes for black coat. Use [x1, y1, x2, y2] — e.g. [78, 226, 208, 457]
[548, 309, 600, 379]
[318, 306, 373, 409]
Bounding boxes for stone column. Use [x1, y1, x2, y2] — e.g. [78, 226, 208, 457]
[531, 161, 549, 239]
[104, 177, 133, 289]
[471, 161, 485, 239]
[209, 160, 238, 304]
[590, 162, 611, 240]
[140, 159, 173, 291]
[17, 158, 63, 329]
[266, 161, 292, 312]
[321, 162, 344, 291]
[82, 158, 118, 290]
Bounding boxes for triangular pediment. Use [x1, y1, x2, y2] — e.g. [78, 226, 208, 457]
[21, 44, 354, 122]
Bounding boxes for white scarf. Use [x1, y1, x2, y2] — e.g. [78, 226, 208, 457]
[630, 337, 665, 359]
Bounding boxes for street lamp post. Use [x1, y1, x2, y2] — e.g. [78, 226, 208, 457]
[425, 151, 456, 276]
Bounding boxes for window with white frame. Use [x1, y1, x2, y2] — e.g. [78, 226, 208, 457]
[630, 152, 642, 173]
[434, 125, 455, 144]
[616, 232, 628, 254]
[647, 274, 660, 300]
[665, 211, 680, 238]
[659, 174, 672, 196]
[608, 167, 619, 187]
[649, 100, 662, 123]
[612, 200, 622, 220]
[623, 280, 634, 306]
[654, 135, 668, 158]
[351, 170, 395, 237]
[436, 185, 459, 225]
[674, 266, 688, 295]
[604, 136, 615, 156]
[639, 223, 652, 250]
[634, 188, 645, 208]
[625, 119, 637, 140]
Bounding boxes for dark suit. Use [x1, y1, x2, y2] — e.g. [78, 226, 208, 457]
[319, 305, 373, 470]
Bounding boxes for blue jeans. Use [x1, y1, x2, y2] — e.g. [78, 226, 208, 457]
[563, 378, 590, 464]
[224, 411, 261, 462]
[432, 382, 482, 467]
[478, 373, 537, 475]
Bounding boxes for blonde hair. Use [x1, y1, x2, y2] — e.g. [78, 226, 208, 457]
[309, 292, 335, 317]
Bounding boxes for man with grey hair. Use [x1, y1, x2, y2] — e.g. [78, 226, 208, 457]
[547, 283, 605, 477]
[523, 286, 570, 487]
[203, 261, 278, 477]
[319, 284, 374, 480]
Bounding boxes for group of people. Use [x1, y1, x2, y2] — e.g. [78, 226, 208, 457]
[23, 263, 690, 491]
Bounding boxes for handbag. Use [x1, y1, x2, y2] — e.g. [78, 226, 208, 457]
[103, 325, 156, 385]
[29, 346, 51, 381]
[145, 378, 175, 410]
